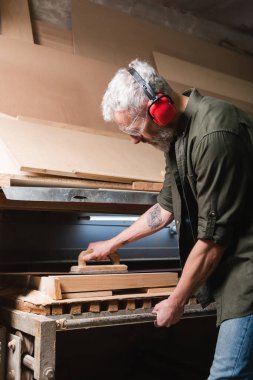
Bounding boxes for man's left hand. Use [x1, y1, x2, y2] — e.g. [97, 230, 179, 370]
[152, 295, 185, 327]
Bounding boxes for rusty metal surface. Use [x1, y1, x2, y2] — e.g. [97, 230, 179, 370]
[2, 187, 157, 205]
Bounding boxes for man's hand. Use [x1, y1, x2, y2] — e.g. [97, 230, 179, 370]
[83, 240, 115, 261]
[152, 295, 184, 328]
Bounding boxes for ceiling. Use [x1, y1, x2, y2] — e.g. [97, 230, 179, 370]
[28, 0, 253, 57]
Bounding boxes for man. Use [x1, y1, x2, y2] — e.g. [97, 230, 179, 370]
[84, 59, 253, 379]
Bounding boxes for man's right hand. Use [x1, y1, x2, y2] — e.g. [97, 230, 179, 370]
[83, 240, 116, 262]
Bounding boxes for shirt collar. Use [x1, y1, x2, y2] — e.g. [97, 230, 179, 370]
[176, 88, 203, 137]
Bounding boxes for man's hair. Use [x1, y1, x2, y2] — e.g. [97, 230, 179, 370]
[101, 59, 173, 122]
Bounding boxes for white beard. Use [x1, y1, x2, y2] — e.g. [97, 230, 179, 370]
[149, 128, 174, 153]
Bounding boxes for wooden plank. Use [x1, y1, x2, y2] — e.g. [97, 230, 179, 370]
[17, 115, 128, 140]
[125, 300, 135, 310]
[132, 181, 163, 192]
[70, 264, 128, 274]
[62, 290, 112, 299]
[70, 304, 82, 315]
[0, 140, 34, 176]
[33, 272, 178, 295]
[88, 302, 100, 313]
[0, 115, 130, 189]
[146, 287, 176, 294]
[0, 117, 164, 183]
[10, 298, 50, 316]
[107, 300, 118, 312]
[0, 35, 119, 132]
[0, 0, 33, 43]
[153, 51, 253, 106]
[0, 174, 133, 190]
[51, 305, 63, 315]
[21, 290, 173, 304]
[71, 0, 253, 115]
[30, 277, 62, 300]
[142, 300, 152, 309]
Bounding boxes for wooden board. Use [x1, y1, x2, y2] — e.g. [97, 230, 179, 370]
[0, 174, 133, 190]
[132, 181, 163, 192]
[153, 51, 253, 107]
[0, 0, 33, 43]
[31, 272, 178, 296]
[0, 117, 164, 183]
[71, 0, 253, 88]
[0, 36, 119, 132]
[17, 115, 128, 140]
[32, 19, 73, 54]
[62, 290, 113, 299]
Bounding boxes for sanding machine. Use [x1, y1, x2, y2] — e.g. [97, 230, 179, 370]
[0, 186, 216, 379]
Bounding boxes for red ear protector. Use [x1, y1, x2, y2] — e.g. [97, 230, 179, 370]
[128, 67, 177, 127]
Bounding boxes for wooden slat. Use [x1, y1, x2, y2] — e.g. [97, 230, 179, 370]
[62, 290, 112, 299]
[51, 305, 63, 315]
[0, 174, 133, 190]
[30, 277, 62, 300]
[125, 300, 135, 310]
[70, 264, 128, 274]
[21, 289, 174, 305]
[142, 300, 152, 309]
[70, 304, 82, 315]
[0, 0, 33, 43]
[132, 181, 163, 192]
[146, 287, 176, 294]
[107, 300, 118, 312]
[0, 117, 164, 183]
[33, 272, 178, 296]
[88, 302, 100, 313]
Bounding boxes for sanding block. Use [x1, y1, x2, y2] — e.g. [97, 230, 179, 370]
[70, 249, 128, 274]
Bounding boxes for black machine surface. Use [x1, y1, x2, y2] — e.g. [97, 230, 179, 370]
[0, 210, 180, 273]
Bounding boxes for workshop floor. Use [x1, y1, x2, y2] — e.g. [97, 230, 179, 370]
[55, 316, 217, 380]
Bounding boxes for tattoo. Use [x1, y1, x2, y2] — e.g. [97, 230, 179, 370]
[121, 240, 129, 245]
[147, 204, 163, 230]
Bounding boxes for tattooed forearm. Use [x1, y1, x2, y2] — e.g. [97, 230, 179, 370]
[147, 204, 163, 230]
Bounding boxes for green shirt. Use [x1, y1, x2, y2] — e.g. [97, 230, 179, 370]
[157, 88, 253, 325]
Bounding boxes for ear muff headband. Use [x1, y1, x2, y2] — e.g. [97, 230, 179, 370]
[128, 67, 157, 101]
[128, 67, 177, 127]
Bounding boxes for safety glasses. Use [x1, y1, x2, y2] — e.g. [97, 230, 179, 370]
[118, 113, 147, 137]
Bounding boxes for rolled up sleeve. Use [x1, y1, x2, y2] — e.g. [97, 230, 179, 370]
[193, 131, 249, 246]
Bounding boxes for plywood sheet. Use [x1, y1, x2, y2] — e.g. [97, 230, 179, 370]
[32, 19, 73, 54]
[0, 117, 164, 183]
[0, 36, 118, 132]
[0, 0, 33, 43]
[71, 0, 253, 85]
[153, 51, 253, 105]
